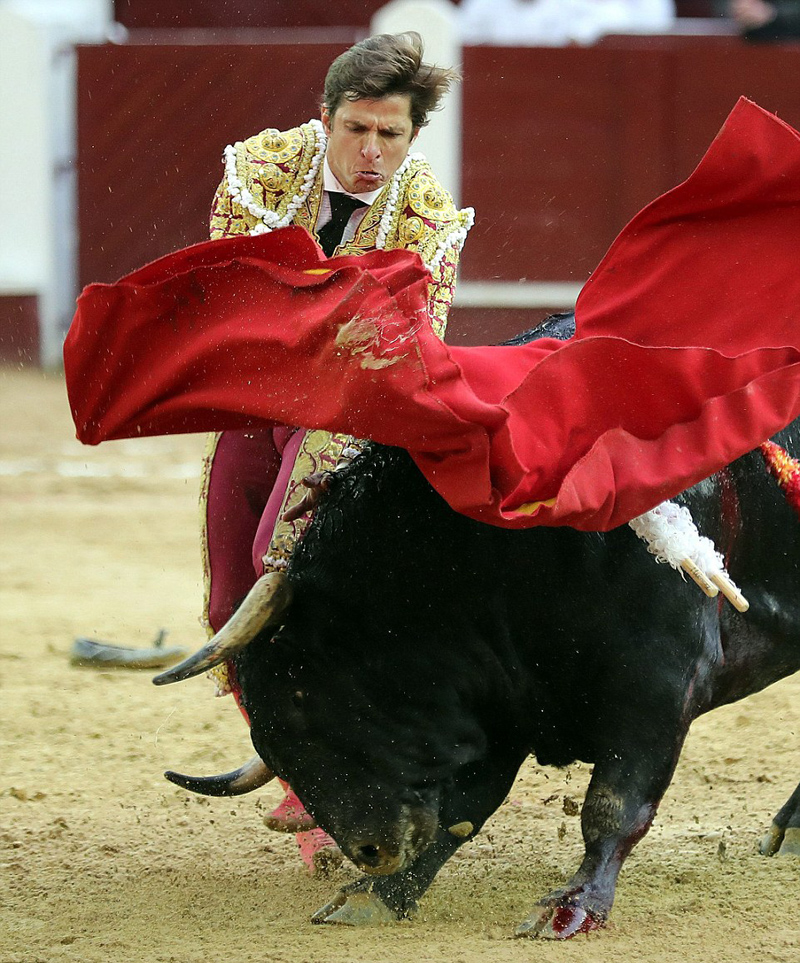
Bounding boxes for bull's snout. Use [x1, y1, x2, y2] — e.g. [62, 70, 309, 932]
[341, 802, 440, 876]
[350, 840, 403, 875]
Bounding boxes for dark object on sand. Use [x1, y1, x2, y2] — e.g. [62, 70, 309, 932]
[70, 629, 188, 669]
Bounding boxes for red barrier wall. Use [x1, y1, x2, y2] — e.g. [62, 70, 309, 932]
[459, 36, 800, 283]
[77, 42, 350, 287]
[77, 36, 800, 342]
[0, 296, 39, 365]
[114, 1, 389, 29]
[112, 0, 717, 23]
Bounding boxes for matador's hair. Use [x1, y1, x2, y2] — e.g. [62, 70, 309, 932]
[323, 32, 460, 129]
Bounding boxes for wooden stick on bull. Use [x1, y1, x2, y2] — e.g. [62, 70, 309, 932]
[629, 502, 749, 612]
[679, 558, 718, 598]
[709, 572, 749, 612]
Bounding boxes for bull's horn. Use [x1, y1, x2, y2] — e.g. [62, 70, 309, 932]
[152, 571, 292, 686]
[164, 754, 274, 796]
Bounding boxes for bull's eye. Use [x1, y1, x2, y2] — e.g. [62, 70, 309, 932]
[291, 690, 304, 708]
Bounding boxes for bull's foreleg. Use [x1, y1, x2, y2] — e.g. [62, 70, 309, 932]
[517, 738, 684, 940]
[760, 781, 800, 857]
[311, 830, 463, 925]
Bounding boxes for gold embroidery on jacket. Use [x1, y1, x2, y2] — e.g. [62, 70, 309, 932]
[204, 121, 472, 620]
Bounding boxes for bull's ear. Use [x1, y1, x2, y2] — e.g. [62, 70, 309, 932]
[153, 571, 292, 686]
[164, 755, 274, 796]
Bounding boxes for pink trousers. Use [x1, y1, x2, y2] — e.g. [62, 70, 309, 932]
[205, 426, 304, 633]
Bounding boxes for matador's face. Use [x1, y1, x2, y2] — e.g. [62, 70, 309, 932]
[321, 94, 419, 195]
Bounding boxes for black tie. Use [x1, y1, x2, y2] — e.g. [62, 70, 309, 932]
[317, 193, 367, 257]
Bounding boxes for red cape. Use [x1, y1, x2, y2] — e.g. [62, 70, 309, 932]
[64, 98, 800, 531]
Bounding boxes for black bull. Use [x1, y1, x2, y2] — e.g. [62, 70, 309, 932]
[163, 319, 800, 939]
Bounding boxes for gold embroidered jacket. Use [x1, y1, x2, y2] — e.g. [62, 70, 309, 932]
[209, 119, 473, 336]
[201, 122, 473, 645]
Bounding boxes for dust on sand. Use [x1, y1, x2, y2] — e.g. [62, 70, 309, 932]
[1, 368, 798, 963]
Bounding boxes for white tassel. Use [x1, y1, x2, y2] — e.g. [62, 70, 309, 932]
[629, 501, 748, 611]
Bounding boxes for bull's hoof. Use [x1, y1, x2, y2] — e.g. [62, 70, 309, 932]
[760, 823, 800, 857]
[311, 885, 401, 926]
[516, 903, 605, 940]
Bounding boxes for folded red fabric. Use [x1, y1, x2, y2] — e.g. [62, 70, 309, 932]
[64, 97, 800, 531]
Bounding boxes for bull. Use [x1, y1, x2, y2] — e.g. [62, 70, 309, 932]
[156, 317, 800, 939]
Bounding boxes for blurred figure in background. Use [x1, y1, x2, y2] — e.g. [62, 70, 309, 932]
[459, 0, 675, 45]
[729, 0, 800, 40]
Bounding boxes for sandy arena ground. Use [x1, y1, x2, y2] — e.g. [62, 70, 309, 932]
[1, 367, 798, 963]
